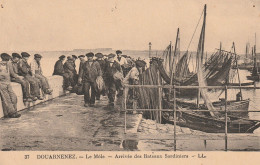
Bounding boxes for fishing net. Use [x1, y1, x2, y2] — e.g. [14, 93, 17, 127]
[96, 76, 104, 92]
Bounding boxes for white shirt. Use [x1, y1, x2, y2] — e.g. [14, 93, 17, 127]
[115, 56, 128, 66]
[123, 67, 139, 84]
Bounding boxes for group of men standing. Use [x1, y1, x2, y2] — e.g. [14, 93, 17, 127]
[53, 50, 146, 107]
[0, 52, 53, 118]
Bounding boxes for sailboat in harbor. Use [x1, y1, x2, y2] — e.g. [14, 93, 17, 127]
[247, 42, 260, 81]
[161, 4, 260, 133]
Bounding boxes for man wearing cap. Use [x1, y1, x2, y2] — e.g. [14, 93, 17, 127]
[103, 53, 122, 106]
[115, 50, 128, 76]
[78, 52, 102, 107]
[53, 55, 73, 90]
[18, 52, 43, 100]
[123, 60, 145, 100]
[8, 53, 33, 102]
[95, 53, 106, 100]
[71, 55, 78, 84]
[31, 54, 53, 95]
[78, 55, 86, 77]
[64, 56, 76, 89]
[0, 53, 21, 118]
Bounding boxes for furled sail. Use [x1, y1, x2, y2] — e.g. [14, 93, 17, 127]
[196, 4, 216, 117]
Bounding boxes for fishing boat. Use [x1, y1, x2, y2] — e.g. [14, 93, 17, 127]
[162, 106, 260, 133]
[161, 4, 260, 133]
[247, 35, 260, 81]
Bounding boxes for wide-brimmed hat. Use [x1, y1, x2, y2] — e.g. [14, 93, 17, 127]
[78, 55, 85, 58]
[86, 52, 94, 57]
[21, 52, 30, 57]
[136, 60, 146, 67]
[95, 53, 104, 58]
[34, 54, 42, 58]
[72, 55, 78, 59]
[12, 53, 22, 59]
[0, 53, 11, 61]
[107, 53, 116, 58]
[116, 50, 122, 54]
[59, 55, 66, 59]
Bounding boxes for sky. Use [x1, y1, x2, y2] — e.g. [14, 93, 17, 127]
[0, 0, 259, 54]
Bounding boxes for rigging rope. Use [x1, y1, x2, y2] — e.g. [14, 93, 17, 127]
[186, 10, 204, 51]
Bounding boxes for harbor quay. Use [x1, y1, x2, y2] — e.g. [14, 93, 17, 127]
[0, 75, 259, 151]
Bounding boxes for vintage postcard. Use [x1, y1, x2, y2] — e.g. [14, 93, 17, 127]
[0, 0, 259, 164]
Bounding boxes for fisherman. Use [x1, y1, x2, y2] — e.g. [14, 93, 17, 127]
[103, 53, 122, 106]
[31, 54, 53, 95]
[18, 52, 43, 100]
[71, 55, 78, 84]
[95, 53, 106, 100]
[236, 92, 242, 101]
[53, 55, 73, 91]
[64, 56, 76, 89]
[78, 52, 102, 107]
[8, 53, 33, 102]
[0, 53, 21, 118]
[123, 60, 145, 100]
[78, 54, 85, 73]
[115, 50, 128, 77]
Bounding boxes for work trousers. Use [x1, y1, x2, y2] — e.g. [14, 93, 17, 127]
[0, 83, 17, 117]
[65, 72, 76, 88]
[106, 79, 117, 103]
[83, 81, 97, 105]
[11, 77, 30, 99]
[35, 74, 50, 93]
[24, 75, 41, 97]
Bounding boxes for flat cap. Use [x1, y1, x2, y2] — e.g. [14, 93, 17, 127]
[34, 54, 42, 58]
[59, 55, 66, 59]
[0, 53, 11, 61]
[72, 55, 78, 59]
[21, 52, 30, 57]
[12, 53, 22, 59]
[107, 53, 116, 58]
[95, 53, 104, 58]
[116, 50, 122, 54]
[86, 52, 94, 57]
[78, 55, 85, 58]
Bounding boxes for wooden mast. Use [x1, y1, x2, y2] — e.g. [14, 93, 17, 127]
[233, 42, 243, 100]
[170, 28, 180, 86]
[197, 4, 207, 108]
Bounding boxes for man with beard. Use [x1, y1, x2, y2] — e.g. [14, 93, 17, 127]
[78, 52, 102, 107]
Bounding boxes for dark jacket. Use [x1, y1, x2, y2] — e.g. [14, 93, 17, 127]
[103, 61, 122, 81]
[63, 60, 75, 74]
[18, 59, 32, 76]
[78, 60, 86, 77]
[79, 61, 102, 83]
[96, 59, 106, 75]
[53, 60, 65, 75]
[8, 60, 20, 79]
